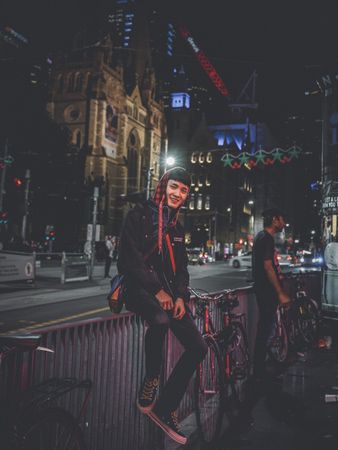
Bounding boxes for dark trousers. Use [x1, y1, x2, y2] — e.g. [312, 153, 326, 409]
[104, 256, 112, 277]
[136, 294, 207, 414]
[253, 289, 278, 378]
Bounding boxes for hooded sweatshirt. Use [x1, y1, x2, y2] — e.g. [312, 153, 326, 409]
[117, 169, 190, 304]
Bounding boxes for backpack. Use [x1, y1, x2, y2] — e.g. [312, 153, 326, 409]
[107, 274, 125, 314]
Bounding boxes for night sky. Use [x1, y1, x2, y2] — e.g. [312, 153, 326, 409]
[2, 0, 336, 120]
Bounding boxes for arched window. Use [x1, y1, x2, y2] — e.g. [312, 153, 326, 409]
[205, 196, 210, 210]
[206, 174, 211, 186]
[198, 176, 203, 187]
[57, 75, 64, 93]
[197, 194, 203, 210]
[191, 152, 197, 164]
[189, 194, 195, 210]
[127, 130, 140, 194]
[67, 73, 75, 92]
[76, 130, 81, 147]
[191, 174, 196, 187]
[198, 152, 205, 164]
[206, 152, 213, 163]
[75, 73, 84, 92]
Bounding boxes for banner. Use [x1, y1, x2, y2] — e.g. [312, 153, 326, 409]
[104, 104, 118, 159]
[0, 251, 35, 283]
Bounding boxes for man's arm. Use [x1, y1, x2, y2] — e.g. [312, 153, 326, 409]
[264, 260, 290, 305]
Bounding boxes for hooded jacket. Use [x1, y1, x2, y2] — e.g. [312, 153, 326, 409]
[117, 172, 190, 306]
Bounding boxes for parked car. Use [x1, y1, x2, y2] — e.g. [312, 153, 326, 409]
[276, 253, 294, 267]
[187, 248, 207, 265]
[299, 250, 324, 267]
[229, 251, 252, 269]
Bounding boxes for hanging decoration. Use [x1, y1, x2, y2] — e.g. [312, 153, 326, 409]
[221, 145, 302, 169]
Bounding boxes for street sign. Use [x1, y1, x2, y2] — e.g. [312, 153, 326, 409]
[87, 224, 101, 242]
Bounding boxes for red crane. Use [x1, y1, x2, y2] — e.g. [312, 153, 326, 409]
[179, 24, 229, 98]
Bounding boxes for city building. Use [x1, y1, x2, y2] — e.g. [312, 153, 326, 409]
[47, 33, 167, 239]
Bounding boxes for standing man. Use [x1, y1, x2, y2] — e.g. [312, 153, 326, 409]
[104, 235, 113, 278]
[252, 207, 291, 380]
[117, 167, 207, 445]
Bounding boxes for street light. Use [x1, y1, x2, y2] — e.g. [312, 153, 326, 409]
[166, 156, 175, 169]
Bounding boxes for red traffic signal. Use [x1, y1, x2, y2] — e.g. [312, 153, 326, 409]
[14, 177, 23, 186]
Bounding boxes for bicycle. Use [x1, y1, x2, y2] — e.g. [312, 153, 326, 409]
[268, 275, 321, 363]
[189, 287, 250, 446]
[0, 334, 92, 450]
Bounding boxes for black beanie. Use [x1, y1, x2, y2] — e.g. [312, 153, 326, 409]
[166, 167, 191, 188]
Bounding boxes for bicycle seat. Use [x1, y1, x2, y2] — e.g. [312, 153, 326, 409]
[0, 334, 42, 354]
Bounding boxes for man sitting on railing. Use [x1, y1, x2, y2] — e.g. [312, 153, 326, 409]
[117, 167, 207, 445]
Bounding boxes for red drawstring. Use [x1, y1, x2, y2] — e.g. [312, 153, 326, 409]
[165, 233, 176, 274]
[158, 195, 165, 253]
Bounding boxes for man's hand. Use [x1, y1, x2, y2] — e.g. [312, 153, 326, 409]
[155, 289, 174, 310]
[173, 298, 186, 320]
[278, 291, 291, 308]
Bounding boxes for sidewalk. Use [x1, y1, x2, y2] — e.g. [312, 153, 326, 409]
[0, 263, 118, 312]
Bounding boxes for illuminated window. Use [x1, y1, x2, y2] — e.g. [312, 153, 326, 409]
[199, 153, 205, 164]
[198, 176, 203, 187]
[189, 194, 195, 210]
[206, 175, 211, 186]
[191, 152, 197, 164]
[197, 194, 203, 210]
[206, 152, 213, 163]
[205, 196, 210, 210]
[191, 174, 196, 186]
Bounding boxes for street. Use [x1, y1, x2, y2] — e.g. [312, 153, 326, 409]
[0, 261, 320, 334]
[0, 262, 253, 333]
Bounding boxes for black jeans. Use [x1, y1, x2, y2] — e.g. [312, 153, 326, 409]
[253, 288, 278, 378]
[133, 293, 207, 414]
[104, 256, 112, 277]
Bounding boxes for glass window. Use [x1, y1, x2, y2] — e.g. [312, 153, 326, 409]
[199, 152, 205, 164]
[189, 194, 195, 210]
[206, 175, 211, 186]
[197, 194, 203, 210]
[206, 152, 213, 163]
[191, 174, 196, 186]
[205, 196, 210, 210]
[191, 152, 197, 164]
[198, 176, 203, 187]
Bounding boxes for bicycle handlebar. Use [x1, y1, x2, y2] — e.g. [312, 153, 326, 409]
[189, 286, 233, 302]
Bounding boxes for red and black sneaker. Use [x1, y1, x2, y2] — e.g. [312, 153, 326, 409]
[148, 408, 187, 445]
[137, 376, 159, 413]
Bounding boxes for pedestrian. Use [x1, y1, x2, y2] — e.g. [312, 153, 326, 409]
[252, 207, 291, 380]
[232, 208, 292, 433]
[117, 167, 207, 445]
[104, 235, 113, 278]
[111, 236, 118, 262]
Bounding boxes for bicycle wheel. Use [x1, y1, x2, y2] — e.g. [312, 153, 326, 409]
[268, 311, 288, 363]
[297, 297, 320, 345]
[194, 334, 225, 445]
[21, 407, 86, 450]
[226, 322, 250, 402]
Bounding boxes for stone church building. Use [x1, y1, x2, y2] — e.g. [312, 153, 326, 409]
[47, 34, 167, 237]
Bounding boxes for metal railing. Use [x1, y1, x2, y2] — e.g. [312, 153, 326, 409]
[0, 272, 321, 450]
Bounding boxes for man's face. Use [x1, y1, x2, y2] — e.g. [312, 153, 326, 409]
[273, 215, 286, 232]
[166, 179, 189, 209]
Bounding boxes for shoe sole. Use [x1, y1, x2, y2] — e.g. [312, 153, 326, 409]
[136, 399, 155, 414]
[147, 410, 187, 445]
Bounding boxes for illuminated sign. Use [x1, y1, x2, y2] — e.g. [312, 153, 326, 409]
[171, 92, 190, 109]
[180, 25, 229, 98]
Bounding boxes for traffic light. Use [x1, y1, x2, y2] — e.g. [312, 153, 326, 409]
[45, 230, 56, 241]
[14, 177, 23, 187]
[0, 211, 8, 224]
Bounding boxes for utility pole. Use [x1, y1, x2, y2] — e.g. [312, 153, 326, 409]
[0, 139, 8, 212]
[90, 186, 99, 279]
[21, 169, 31, 242]
[146, 168, 153, 200]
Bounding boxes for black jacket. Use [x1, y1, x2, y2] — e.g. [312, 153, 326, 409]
[117, 201, 190, 305]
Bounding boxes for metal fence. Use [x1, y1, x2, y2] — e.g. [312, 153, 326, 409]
[0, 272, 321, 450]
